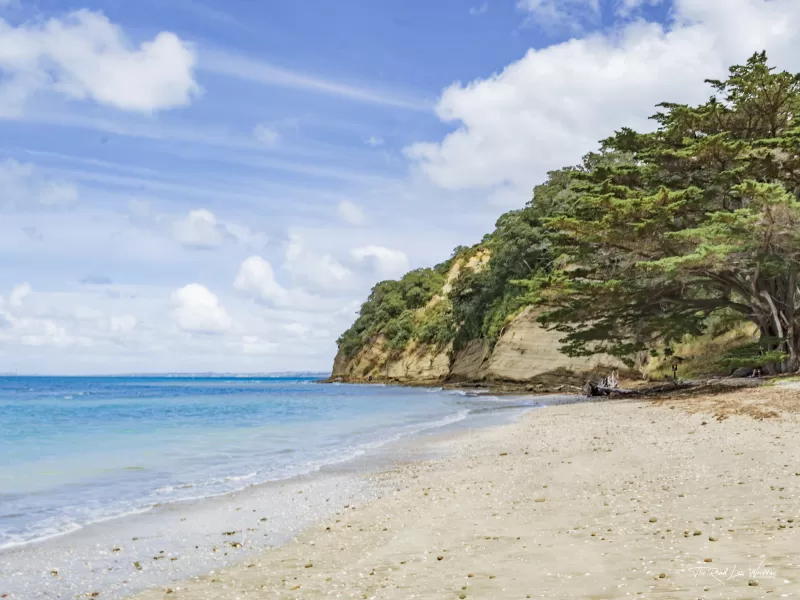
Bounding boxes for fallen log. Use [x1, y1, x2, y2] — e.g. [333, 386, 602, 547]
[583, 380, 698, 397]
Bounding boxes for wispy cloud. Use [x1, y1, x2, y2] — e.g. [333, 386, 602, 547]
[199, 49, 431, 111]
[3, 111, 264, 152]
[170, 0, 252, 31]
[470, 3, 489, 16]
[20, 147, 399, 189]
[253, 123, 281, 147]
[517, 0, 600, 29]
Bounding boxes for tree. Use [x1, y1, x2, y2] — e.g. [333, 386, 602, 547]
[540, 52, 800, 372]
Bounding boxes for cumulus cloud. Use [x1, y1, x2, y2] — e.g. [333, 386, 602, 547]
[337, 200, 366, 225]
[350, 245, 410, 280]
[9, 281, 31, 308]
[234, 254, 343, 311]
[0, 9, 198, 116]
[222, 222, 269, 250]
[172, 209, 223, 248]
[171, 208, 268, 250]
[284, 234, 356, 293]
[171, 284, 232, 333]
[234, 255, 295, 307]
[20, 320, 76, 348]
[0, 281, 342, 372]
[0, 159, 79, 210]
[253, 123, 280, 147]
[407, 0, 800, 200]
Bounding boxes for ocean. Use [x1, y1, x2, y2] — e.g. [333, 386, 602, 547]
[0, 375, 541, 598]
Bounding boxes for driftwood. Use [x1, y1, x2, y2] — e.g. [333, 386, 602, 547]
[583, 379, 697, 398]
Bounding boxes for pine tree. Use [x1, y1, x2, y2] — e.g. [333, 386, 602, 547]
[540, 52, 800, 372]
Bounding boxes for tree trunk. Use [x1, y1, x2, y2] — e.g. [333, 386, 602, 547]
[758, 321, 800, 374]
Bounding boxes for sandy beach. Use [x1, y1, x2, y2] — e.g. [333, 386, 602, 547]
[122, 386, 800, 600]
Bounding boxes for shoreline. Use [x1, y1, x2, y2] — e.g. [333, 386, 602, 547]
[0, 390, 542, 600]
[127, 385, 800, 599]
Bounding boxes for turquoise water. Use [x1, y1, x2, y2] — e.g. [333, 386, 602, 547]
[0, 376, 493, 550]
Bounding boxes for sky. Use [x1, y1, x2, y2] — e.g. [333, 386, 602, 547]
[1, 0, 800, 374]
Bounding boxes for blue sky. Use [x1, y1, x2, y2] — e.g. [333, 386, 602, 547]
[1, 0, 799, 373]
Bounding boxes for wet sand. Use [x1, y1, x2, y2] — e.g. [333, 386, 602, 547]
[126, 386, 800, 599]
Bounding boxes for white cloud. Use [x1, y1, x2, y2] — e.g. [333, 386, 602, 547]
[239, 335, 278, 355]
[469, 3, 489, 16]
[172, 209, 223, 248]
[365, 135, 384, 147]
[616, 0, 665, 16]
[110, 314, 137, 333]
[517, 0, 600, 27]
[171, 208, 268, 250]
[253, 123, 280, 147]
[234, 253, 348, 311]
[9, 282, 32, 308]
[171, 284, 232, 334]
[350, 245, 410, 280]
[0, 159, 79, 210]
[0, 281, 345, 373]
[234, 256, 291, 306]
[20, 320, 76, 348]
[407, 0, 800, 198]
[200, 48, 429, 111]
[284, 234, 356, 292]
[0, 9, 198, 116]
[222, 222, 269, 250]
[337, 200, 366, 225]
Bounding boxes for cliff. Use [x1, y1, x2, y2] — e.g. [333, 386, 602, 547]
[331, 241, 622, 388]
[332, 56, 791, 384]
[331, 308, 621, 385]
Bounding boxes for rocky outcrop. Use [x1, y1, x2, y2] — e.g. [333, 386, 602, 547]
[331, 337, 451, 383]
[330, 308, 622, 386]
[474, 307, 621, 382]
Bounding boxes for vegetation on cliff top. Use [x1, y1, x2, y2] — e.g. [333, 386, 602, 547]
[339, 53, 800, 374]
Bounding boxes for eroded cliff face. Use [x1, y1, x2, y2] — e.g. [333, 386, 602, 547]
[473, 307, 621, 382]
[330, 307, 621, 385]
[331, 337, 451, 382]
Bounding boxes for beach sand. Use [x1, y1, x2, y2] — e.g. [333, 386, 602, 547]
[130, 387, 800, 599]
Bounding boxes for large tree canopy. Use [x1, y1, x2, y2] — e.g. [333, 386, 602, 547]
[540, 52, 800, 372]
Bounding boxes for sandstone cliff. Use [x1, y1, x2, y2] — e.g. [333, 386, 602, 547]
[331, 336, 451, 382]
[331, 306, 621, 385]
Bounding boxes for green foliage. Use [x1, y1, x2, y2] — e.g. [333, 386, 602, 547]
[415, 300, 457, 347]
[717, 338, 788, 371]
[338, 52, 800, 376]
[540, 52, 800, 373]
[448, 175, 582, 350]
[336, 268, 447, 358]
